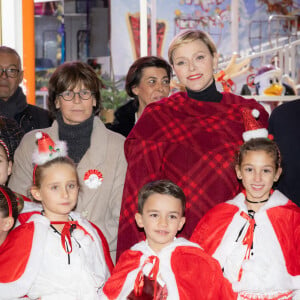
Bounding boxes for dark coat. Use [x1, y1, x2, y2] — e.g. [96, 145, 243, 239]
[269, 99, 300, 206]
[106, 100, 138, 137]
[15, 104, 52, 133]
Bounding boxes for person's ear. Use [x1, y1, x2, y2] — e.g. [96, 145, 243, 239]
[30, 186, 42, 202]
[135, 212, 144, 229]
[7, 160, 12, 176]
[132, 86, 139, 96]
[92, 96, 96, 107]
[274, 167, 282, 182]
[3, 216, 14, 232]
[235, 165, 242, 180]
[17, 70, 24, 85]
[178, 216, 186, 231]
[55, 98, 61, 110]
[213, 52, 219, 71]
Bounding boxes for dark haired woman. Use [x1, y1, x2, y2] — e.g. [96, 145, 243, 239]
[107, 56, 172, 137]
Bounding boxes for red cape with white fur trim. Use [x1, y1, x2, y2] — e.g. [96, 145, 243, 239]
[0, 212, 113, 299]
[191, 190, 300, 295]
[102, 238, 237, 299]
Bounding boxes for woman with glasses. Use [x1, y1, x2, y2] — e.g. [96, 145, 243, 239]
[117, 29, 269, 259]
[9, 61, 127, 262]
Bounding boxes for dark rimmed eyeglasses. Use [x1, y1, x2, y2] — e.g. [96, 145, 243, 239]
[0, 67, 20, 78]
[58, 89, 95, 101]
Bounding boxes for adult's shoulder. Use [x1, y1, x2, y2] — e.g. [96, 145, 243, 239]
[93, 116, 125, 144]
[126, 92, 188, 140]
[26, 104, 53, 122]
[270, 98, 300, 119]
[114, 99, 137, 116]
[19, 122, 58, 143]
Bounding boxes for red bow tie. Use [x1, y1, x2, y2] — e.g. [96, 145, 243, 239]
[50, 220, 94, 254]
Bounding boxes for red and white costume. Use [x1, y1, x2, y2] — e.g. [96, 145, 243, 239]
[101, 238, 237, 300]
[191, 190, 300, 299]
[0, 211, 113, 300]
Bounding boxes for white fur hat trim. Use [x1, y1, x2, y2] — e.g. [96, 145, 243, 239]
[32, 140, 68, 165]
[243, 128, 268, 142]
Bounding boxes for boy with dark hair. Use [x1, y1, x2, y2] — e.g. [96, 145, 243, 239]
[102, 180, 237, 299]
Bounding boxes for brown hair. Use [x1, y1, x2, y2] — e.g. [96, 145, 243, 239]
[48, 61, 102, 117]
[235, 138, 281, 171]
[168, 29, 217, 66]
[138, 179, 186, 215]
[33, 156, 79, 189]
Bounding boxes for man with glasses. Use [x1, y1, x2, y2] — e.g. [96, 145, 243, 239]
[0, 46, 52, 133]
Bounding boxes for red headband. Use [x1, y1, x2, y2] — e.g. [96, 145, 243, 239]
[0, 186, 12, 217]
[0, 139, 10, 159]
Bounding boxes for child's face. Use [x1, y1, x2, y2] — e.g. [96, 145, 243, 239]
[235, 150, 282, 203]
[135, 193, 185, 253]
[0, 146, 12, 185]
[31, 163, 79, 221]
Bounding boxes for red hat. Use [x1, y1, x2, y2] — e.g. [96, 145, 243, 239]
[242, 108, 268, 142]
[32, 131, 68, 165]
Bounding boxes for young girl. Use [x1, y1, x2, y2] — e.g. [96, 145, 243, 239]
[0, 185, 19, 246]
[0, 132, 113, 299]
[191, 137, 300, 299]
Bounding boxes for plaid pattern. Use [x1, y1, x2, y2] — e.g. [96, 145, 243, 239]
[117, 92, 268, 259]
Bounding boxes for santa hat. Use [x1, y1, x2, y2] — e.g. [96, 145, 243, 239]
[242, 108, 268, 142]
[32, 132, 68, 165]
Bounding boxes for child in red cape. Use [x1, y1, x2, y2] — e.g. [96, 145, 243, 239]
[102, 179, 236, 299]
[0, 132, 113, 299]
[191, 135, 300, 299]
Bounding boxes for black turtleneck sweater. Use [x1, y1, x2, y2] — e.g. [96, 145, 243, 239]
[186, 80, 223, 102]
[56, 112, 93, 164]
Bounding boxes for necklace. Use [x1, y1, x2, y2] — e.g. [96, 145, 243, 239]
[246, 198, 269, 204]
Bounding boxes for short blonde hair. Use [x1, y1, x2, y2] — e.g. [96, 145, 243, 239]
[168, 30, 217, 65]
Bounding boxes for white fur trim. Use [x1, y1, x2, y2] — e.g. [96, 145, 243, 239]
[35, 131, 43, 139]
[116, 239, 198, 300]
[0, 215, 49, 298]
[252, 109, 260, 118]
[243, 128, 268, 142]
[32, 140, 68, 165]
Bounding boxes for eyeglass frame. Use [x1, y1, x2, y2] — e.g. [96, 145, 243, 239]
[58, 89, 95, 101]
[0, 66, 20, 78]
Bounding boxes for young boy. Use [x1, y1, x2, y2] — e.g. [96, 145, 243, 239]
[102, 180, 237, 299]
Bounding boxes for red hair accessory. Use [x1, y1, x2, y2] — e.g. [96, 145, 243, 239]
[0, 186, 12, 217]
[0, 139, 10, 159]
[242, 108, 268, 142]
[32, 132, 68, 165]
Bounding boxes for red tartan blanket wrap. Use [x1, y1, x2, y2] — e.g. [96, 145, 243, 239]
[117, 91, 268, 259]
